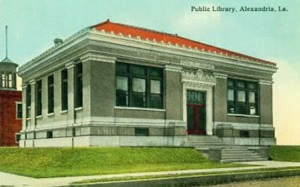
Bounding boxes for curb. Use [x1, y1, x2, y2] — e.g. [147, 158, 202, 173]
[73, 168, 300, 187]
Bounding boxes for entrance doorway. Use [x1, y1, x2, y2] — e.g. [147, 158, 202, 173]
[187, 90, 206, 135]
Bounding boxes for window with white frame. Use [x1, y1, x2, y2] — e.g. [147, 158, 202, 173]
[116, 62, 164, 109]
[227, 78, 258, 115]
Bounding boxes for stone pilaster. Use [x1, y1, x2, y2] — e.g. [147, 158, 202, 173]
[29, 80, 36, 129]
[66, 62, 75, 125]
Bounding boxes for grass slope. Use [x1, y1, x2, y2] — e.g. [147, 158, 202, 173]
[269, 146, 300, 162]
[0, 147, 238, 178]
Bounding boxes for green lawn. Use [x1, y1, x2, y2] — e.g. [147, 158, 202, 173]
[0, 147, 239, 178]
[269, 146, 300, 162]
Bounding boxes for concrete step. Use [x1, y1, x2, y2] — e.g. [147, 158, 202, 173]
[221, 157, 267, 163]
[185, 135, 225, 148]
[185, 136, 268, 162]
[220, 147, 267, 162]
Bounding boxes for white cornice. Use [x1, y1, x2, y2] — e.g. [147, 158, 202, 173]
[180, 60, 214, 70]
[259, 79, 274, 85]
[89, 29, 277, 73]
[165, 65, 182, 72]
[213, 73, 228, 79]
[18, 27, 277, 81]
[29, 79, 36, 85]
[80, 53, 116, 64]
[65, 62, 75, 69]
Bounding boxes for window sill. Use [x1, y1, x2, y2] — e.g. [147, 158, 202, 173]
[61, 110, 68, 114]
[115, 106, 166, 112]
[227, 114, 259, 118]
[47, 113, 55, 117]
[26, 118, 31, 120]
[75, 107, 83, 111]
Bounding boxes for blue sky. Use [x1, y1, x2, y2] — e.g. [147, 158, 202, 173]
[0, 0, 299, 144]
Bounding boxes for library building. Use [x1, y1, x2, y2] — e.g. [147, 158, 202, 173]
[18, 20, 277, 154]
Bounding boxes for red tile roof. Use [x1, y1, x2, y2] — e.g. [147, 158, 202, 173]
[92, 20, 275, 65]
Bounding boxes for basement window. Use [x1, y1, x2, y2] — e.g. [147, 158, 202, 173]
[47, 131, 53, 139]
[135, 128, 149, 136]
[15, 133, 21, 143]
[240, 130, 250, 138]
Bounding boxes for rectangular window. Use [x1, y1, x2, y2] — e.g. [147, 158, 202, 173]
[135, 128, 149, 136]
[16, 103, 22, 119]
[15, 133, 21, 143]
[75, 63, 83, 108]
[227, 78, 258, 115]
[116, 62, 164, 109]
[61, 69, 68, 111]
[132, 78, 146, 107]
[26, 84, 31, 118]
[1, 73, 7, 87]
[8, 73, 13, 88]
[47, 131, 53, 139]
[48, 75, 54, 113]
[36, 80, 42, 116]
[116, 76, 128, 106]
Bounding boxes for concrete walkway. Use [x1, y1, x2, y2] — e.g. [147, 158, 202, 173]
[1, 161, 300, 187]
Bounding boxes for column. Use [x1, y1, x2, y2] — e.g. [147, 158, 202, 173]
[21, 85, 27, 131]
[29, 80, 36, 129]
[213, 73, 228, 122]
[66, 62, 75, 125]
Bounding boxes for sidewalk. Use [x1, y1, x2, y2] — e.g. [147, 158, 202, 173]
[1, 161, 300, 187]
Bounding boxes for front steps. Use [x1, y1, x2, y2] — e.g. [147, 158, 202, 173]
[220, 147, 268, 162]
[185, 135, 268, 162]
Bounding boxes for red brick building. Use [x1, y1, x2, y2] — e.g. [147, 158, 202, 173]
[0, 57, 22, 146]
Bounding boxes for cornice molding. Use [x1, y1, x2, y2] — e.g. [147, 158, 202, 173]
[89, 30, 277, 73]
[180, 60, 214, 70]
[165, 65, 182, 72]
[80, 53, 117, 64]
[259, 79, 274, 85]
[18, 28, 277, 82]
[29, 79, 36, 85]
[65, 62, 75, 69]
[213, 73, 228, 79]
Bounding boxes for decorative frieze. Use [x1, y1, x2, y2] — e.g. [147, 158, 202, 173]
[180, 60, 215, 70]
[181, 69, 216, 86]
